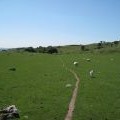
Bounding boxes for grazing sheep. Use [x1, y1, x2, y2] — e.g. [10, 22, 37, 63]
[89, 70, 94, 77]
[86, 58, 91, 62]
[73, 61, 78, 66]
[0, 105, 20, 120]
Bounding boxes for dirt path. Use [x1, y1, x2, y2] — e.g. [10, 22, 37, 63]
[64, 69, 80, 120]
[59, 58, 80, 120]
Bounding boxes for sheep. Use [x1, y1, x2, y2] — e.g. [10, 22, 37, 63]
[89, 70, 94, 77]
[0, 105, 20, 120]
[86, 58, 91, 62]
[73, 61, 78, 66]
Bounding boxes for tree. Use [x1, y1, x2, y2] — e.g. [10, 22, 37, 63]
[46, 46, 58, 54]
[113, 41, 119, 46]
[36, 46, 45, 53]
[25, 47, 36, 52]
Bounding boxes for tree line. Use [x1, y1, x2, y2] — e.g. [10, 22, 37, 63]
[17, 46, 58, 54]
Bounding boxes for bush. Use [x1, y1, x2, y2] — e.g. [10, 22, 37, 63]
[46, 46, 58, 54]
[25, 47, 36, 52]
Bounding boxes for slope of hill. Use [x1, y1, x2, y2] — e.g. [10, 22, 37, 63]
[57, 42, 120, 54]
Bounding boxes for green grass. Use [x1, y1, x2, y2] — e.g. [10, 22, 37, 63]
[0, 51, 120, 120]
[0, 52, 75, 120]
[60, 53, 120, 120]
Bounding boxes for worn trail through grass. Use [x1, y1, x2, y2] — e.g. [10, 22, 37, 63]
[64, 69, 80, 120]
[59, 58, 80, 120]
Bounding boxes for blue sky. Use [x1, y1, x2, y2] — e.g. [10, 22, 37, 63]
[0, 0, 120, 48]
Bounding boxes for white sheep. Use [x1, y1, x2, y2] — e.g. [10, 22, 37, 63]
[89, 70, 94, 77]
[73, 61, 78, 66]
[86, 58, 91, 61]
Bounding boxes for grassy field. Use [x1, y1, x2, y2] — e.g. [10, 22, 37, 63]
[75, 53, 120, 120]
[60, 53, 120, 120]
[0, 52, 75, 120]
[0, 51, 120, 120]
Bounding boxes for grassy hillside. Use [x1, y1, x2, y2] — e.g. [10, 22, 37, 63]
[57, 42, 120, 54]
[0, 45, 120, 120]
[60, 53, 120, 120]
[0, 52, 75, 120]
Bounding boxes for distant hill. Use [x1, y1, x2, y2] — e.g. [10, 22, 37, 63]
[1, 40, 120, 54]
[57, 41, 120, 54]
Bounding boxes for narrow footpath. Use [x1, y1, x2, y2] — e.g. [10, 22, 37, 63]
[59, 58, 80, 120]
[64, 69, 80, 120]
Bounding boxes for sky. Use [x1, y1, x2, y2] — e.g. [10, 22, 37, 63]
[0, 0, 120, 48]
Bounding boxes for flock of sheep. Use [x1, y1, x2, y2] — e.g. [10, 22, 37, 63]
[0, 59, 94, 120]
[73, 59, 94, 78]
